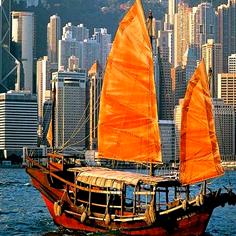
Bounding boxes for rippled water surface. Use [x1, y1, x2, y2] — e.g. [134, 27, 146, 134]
[0, 168, 236, 236]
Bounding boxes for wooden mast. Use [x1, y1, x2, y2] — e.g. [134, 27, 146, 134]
[52, 80, 56, 152]
[148, 9, 155, 176]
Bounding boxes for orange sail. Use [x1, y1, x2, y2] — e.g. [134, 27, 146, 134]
[47, 119, 53, 147]
[98, 0, 162, 163]
[180, 60, 224, 185]
[88, 61, 98, 76]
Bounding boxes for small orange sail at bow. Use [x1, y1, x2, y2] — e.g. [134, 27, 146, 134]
[88, 61, 98, 76]
[98, 0, 162, 163]
[47, 119, 53, 148]
[180, 60, 224, 185]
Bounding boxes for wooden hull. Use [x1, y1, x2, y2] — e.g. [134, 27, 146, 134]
[26, 167, 214, 236]
[42, 193, 211, 235]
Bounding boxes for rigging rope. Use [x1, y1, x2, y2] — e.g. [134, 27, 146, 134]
[62, 90, 101, 150]
[62, 101, 90, 148]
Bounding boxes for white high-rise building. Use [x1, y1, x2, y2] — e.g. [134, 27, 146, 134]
[12, 11, 34, 93]
[63, 23, 89, 42]
[228, 54, 236, 73]
[190, 2, 217, 59]
[53, 70, 86, 150]
[68, 55, 79, 71]
[174, 2, 191, 67]
[0, 91, 38, 158]
[168, 0, 179, 25]
[59, 25, 102, 71]
[202, 39, 223, 97]
[58, 32, 80, 70]
[92, 28, 111, 69]
[36, 56, 51, 138]
[47, 15, 61, 65]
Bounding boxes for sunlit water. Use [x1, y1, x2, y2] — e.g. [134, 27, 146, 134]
[0, 168, 235, 236]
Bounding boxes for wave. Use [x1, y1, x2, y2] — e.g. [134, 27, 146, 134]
[0, 181, 29, 187]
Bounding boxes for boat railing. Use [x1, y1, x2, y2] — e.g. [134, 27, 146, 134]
[27, 156, 204, 224]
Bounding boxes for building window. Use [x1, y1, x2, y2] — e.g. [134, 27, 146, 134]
[210, 25, 214, 34]
[200, 25, 204, 34]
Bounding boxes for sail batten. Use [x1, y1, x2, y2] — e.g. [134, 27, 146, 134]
[180, 60, 224, 185]
[98, 0, 162, 163]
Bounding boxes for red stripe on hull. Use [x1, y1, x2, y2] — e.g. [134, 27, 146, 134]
[41, 193, 211, 236]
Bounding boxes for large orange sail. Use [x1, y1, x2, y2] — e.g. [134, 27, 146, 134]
[180, 60, 224, 185]
[98, 0, 162, 163]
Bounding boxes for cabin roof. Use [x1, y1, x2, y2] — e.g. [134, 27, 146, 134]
[68, 167, 179, 189]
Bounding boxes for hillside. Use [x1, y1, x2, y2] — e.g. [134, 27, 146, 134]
[12, 0, 164, 58]
[12, 0, 228, 58]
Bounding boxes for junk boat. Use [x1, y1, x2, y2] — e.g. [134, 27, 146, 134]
[26, 0, 236, 235]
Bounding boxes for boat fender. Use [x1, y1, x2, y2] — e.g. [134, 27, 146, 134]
[196, 195, 200, 206]
[144, 205, 156, 225]
[81, 211, 87, 223]
[53, 201, 62, 216]
[105, 213, 111, 225]
[149, 203, 156, 224]
[182, 200, 188, 211]
[199, 194, 204, 206]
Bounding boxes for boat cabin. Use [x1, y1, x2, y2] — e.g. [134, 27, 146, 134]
[67, 167, 181, 224]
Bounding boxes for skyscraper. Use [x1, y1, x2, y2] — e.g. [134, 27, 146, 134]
[202, 39, 223, 96]
[68, 55, 79, 71]
[182, 45, 199, 81]
[172, 66, 186, 106]
[53, 70, 86, 150]
[58, 32, 80, 70]
[218, 1, 236, 72]
[159, 120, 176, 164]
[174, 2, 191, 67]
[63, 23, 89, 42]
[190, 2, 217, 59]
[47, 14, 61, 65]
[12, 11, 35, 93]
[213, 98, 235, 156]
[0, 91, 38, 158]
[80, 39, 100, 70]
[0, 0, 18, 92]
[157, 29, 174, 119]
[157, 29, 174, 65]
[88, 62, 103, 150]
[92, 28, 111, 69]
[218, 73, 236, 111]
[228, 54, 236, 73]
[36, 56, 51, 139]
[168, 0, 179, 26]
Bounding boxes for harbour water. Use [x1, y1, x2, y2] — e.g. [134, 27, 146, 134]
[0, 168, 236, 236]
